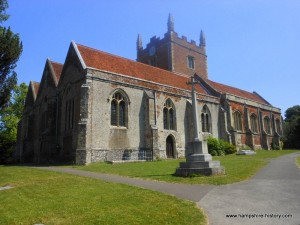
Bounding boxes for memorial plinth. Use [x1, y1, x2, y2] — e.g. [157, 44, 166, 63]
[175, 140, 225, 177]
[175, 74, 225, 177]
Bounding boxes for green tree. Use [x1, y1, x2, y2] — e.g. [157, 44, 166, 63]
[0, 0, 9, 22]
[0, 0, 23, 110]
[0, 82, 28, 164]
[284, 105, 300, 149]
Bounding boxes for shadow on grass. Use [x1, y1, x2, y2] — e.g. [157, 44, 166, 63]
[2, 161, 74, 167]
[132, 173, 175, 178]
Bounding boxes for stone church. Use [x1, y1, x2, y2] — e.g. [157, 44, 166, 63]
[15, 15, 283, 164]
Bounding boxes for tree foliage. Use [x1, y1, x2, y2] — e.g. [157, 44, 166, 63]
[0, 0, 9, 23]
[0, 0, 23, 110]
[284, 105, 300, 149]
[285, 105, 300, 122]
[0, 82, 28, 164]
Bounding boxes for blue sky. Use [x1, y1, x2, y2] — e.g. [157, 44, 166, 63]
[4, 0, 300, 116]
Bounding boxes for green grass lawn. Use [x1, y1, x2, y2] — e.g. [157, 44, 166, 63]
[0, 166, 206, 225]
[74, 150, 298, 185]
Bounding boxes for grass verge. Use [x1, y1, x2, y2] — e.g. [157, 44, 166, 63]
[0, 166, 206, 225]
[74, 150, 298, 185]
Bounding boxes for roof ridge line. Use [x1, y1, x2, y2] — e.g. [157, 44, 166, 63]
[47, 58, 59, 87]
[253, 91, 272, 106]
[72, 41, 86, 70]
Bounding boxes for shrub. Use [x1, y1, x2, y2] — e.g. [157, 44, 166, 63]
[219, 139, 237, 155]
[207, 136, 236, 155]
[210, 150, 218, 156]
[271, 141, 280, 150]
[217, 149, 225, 156]
[207, 136, 221, 151]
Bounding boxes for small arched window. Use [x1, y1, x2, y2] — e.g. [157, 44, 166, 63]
[163, 99, 176, 130]
[250, 114, 258, 133]
[233, 110, 242, 131]
[263, 116, 271, 134]
[201, 105, 211, 133]
[111, 92, 127, 127]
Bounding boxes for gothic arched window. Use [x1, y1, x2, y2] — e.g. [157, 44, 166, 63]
[233, 110, 242, 131]
[64, 86, 75, 131]
[250, 114, 258, 133]
[263, 116, 271, 134]
[111, 92, 127, 127]
[201, 105, 211, 133]
[163, 99, 176, 130]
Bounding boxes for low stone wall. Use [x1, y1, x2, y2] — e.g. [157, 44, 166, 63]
[90, 149, 109, 163]
[90, 148, 153, 163]
[76, 148, 184, 164]
[154, 148, 185, 160]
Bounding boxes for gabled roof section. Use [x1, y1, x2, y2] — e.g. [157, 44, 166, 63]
[35, 59, 63, 100]
[31, 81, 40, 101]
[48, 59, 63, 85]
[25, 81, 39, 103]
[205, 79, 270, 105]
[74, 42, 208, 95]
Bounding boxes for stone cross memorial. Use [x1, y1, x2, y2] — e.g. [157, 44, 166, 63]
[175, 74, 225, 176]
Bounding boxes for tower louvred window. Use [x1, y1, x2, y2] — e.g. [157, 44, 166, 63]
[187, 56, 195, 69]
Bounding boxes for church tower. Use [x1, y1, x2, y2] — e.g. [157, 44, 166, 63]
[137, 14, 208, 79]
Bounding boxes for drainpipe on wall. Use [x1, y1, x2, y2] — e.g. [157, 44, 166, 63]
[154, 91, 157, 126]
[151, 90, 158, 161]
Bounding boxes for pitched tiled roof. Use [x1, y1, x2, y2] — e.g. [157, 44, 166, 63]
[50, 60, 63, 82]
[31, 81, 40, 100]
[76, 43, 208, 95]
[205, 79, 270, 105]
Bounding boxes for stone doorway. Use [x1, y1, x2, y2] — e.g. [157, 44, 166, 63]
[166, 135, 175, 158]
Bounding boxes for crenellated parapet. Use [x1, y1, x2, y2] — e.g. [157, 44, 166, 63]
[137, 14, 208, 79]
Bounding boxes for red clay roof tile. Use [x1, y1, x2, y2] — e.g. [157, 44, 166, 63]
[75, 43, 270, 105]
[31, 81, 40, 99]
[76, 43, 207, 94]
[206, 79, 269, 105]
[50, 60, 63, 82]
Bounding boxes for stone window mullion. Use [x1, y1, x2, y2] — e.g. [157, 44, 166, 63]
[110, 91, 128, 127]
[163, 99, 176, 131]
